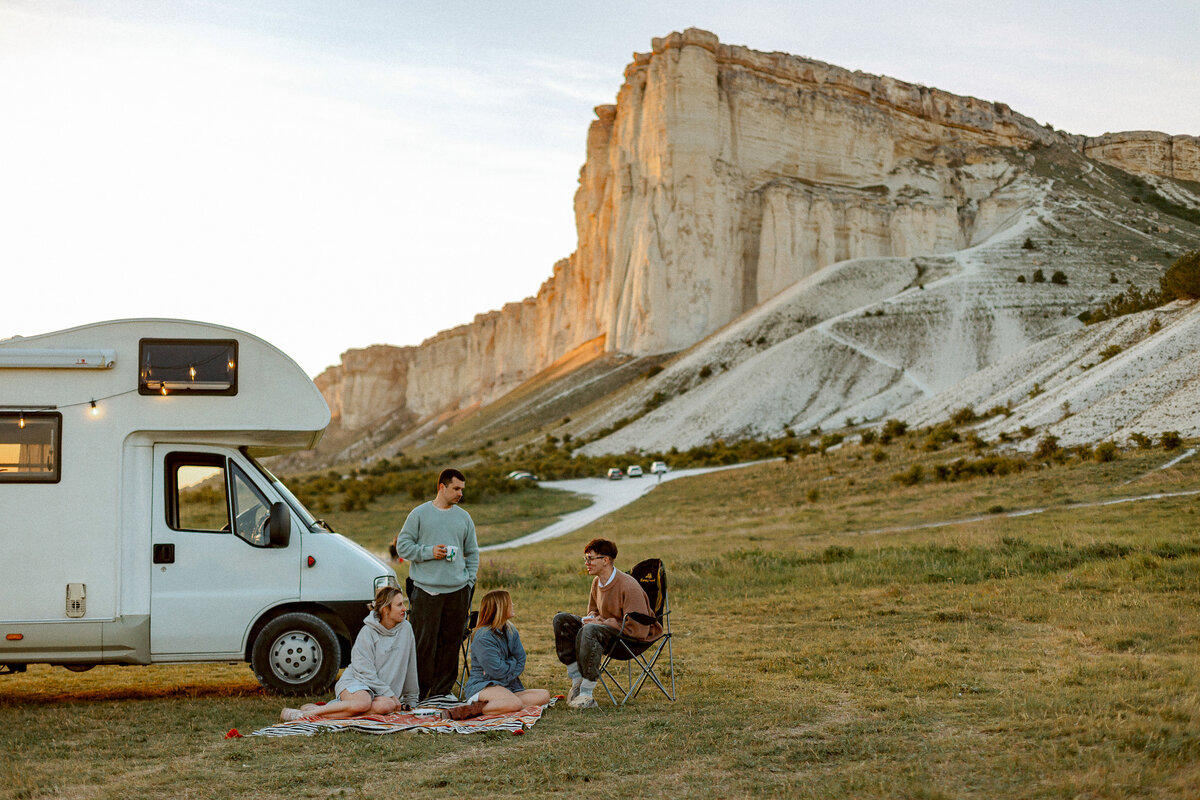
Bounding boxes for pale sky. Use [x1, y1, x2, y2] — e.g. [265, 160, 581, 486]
[2, 0, 1197, 377]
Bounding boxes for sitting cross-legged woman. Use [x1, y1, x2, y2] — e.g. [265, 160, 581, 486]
[280, 585, 418, 722]
[460, 589, 552, 715]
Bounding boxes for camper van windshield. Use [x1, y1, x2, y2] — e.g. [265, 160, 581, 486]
[245, 454, 322, 532]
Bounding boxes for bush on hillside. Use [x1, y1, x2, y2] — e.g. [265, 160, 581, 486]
[1160, 250, 1200, 300]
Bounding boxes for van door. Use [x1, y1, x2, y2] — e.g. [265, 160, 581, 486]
[150, 445, 298, 658]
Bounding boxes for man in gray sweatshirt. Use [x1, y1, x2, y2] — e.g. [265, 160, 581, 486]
[393, 468, 480, 700]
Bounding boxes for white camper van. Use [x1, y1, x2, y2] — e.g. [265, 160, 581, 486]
[0, 319, 395, 695]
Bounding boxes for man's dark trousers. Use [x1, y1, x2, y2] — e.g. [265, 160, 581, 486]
[409, 584, 472, 699]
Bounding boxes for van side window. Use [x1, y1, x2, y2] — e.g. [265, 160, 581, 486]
[0, 412, 62, 483]
[230, 463, 272, 547]
[139, 339, 238, 396]
[168, 455, 232, 532]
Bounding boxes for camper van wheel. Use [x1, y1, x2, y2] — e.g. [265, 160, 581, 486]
[251, 612, 341, 696]
[64, 664, 95, 672]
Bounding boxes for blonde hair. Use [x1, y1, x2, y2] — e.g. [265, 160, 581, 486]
[369, 585, 405, 620]
[475, 589, 514, 634]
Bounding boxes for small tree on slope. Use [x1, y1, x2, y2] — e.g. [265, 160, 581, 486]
[1161, 250, 1200, 300]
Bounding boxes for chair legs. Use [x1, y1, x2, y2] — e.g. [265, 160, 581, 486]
[598, 635, 675, 706]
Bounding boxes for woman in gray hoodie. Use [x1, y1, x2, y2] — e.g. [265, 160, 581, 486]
[281, 585, 418, 721]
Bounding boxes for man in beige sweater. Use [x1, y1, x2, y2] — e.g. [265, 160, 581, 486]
[552, 538, 662, 709]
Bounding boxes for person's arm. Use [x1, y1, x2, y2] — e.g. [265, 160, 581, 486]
[463, 515, 479, 586]
[583, 579, 602, 622]
[348, 628, 392, 697]
[393, 507, 436, 563]
[473, 629, 523, 684]
[510, 627, 526, 676]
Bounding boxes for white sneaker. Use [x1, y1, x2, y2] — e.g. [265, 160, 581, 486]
[566, 679, 583, 704]
[280, 708, 306, 722]
[567, 693, 597, 710]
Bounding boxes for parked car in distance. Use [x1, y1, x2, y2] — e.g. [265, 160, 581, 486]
[506, 470, 539, 481]
[627, 464, 644, 478]
[606, 467, 623, 480]
[650, 461, 669, 474]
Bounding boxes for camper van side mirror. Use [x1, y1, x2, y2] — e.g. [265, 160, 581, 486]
[269, 502, 291, 548]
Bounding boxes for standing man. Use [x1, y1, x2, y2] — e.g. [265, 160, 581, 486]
[394, 468, 479, 700]
[552, 538, 661, 709]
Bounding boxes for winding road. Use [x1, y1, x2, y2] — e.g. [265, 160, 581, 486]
[480, 461, 771, 551]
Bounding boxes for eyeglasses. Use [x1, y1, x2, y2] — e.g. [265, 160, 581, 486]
[583, 555, 608, 563]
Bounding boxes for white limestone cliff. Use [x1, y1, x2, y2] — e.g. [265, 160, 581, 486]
[314, 28, 1196, 446]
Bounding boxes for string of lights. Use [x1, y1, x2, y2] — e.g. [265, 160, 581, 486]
[1, 388, 141, 422]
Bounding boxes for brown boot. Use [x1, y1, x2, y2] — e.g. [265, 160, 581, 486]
[444, 700, 488, 720]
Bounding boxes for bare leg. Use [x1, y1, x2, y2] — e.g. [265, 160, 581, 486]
[515, 688, 552, 707]
[370, 696, 399, 715]
[300, 689, 374, 720]
[474, 685, 522, 714]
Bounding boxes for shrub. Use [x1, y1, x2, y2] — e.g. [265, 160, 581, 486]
[1019, 425, 1036, 439]
[1051, 270, 1068, 285]
[950, 407, 976, 425]
[860, 430, 877, 445]
[923, 424, 960, 451]
[819, 433, 844, 453]
[1028, 383, 1044, 398]
[1129, 432, 1154, 449]
[806, 487, 820, 503]
[1022, 237, 1036, 250]
[892, 464, 924, 486]
[1032, 269, 1046, 283]
[882, 419, 908, 438]
[1099, 344, 1123, 361]
[1161, 431, 1182, 450]
[1094, 441, 1118, 462]
[819, 545, 854, 563]
[1160, 250, 1200, 300]
[1148, 317, 1162, 334]
[1078, 284, 1163, 324]
[1017, 274, 1027, 283]
[698, 364, 713, 379]
[872, 447, 888, 463]
[1034, 435, 1061, 460]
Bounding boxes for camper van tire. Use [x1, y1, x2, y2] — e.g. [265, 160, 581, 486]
[251, 612, 342, 696]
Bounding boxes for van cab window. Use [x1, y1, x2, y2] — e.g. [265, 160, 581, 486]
[139, 339, 237, 396]
[230, 463, 271, 546]
[172, 458, 231, 532]
[0, 412, 62, 483]
[167, 453, 276, 547]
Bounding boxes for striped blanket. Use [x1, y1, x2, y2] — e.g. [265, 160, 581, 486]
[249, 697, 557, 738]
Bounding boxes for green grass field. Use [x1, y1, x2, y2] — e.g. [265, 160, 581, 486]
[3, 438, 1198, 799]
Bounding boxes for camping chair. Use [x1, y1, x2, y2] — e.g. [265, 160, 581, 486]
[598, 558, 675, 706]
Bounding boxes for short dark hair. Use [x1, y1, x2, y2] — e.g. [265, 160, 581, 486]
[584, 538, 617, 560]
[438, 468, 465, 489]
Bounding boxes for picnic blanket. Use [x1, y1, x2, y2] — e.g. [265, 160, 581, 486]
[248, 697, 557, 738]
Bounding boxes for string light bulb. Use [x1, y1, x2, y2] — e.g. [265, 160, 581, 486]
[189, 365, 196, 380]
[160, 385, 168, 396]
[90, 399, 99, 417]
[18, 413, 25, 429]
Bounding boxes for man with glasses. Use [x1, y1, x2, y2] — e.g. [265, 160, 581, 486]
[552, 538, 662, 709]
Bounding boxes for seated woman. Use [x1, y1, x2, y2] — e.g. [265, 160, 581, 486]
[280, 585, 418, 722]
[461, 589, 552, 715]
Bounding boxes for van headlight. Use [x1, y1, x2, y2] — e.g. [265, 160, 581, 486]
[374, 575, 399, 592]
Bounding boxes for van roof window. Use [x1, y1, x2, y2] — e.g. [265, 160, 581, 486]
[139, 339, 238, 396]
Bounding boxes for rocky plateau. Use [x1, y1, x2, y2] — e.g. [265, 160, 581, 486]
[294, 28, 1200, 468]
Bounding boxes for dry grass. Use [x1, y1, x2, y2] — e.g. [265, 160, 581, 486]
[3, 439, 1198, 799]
